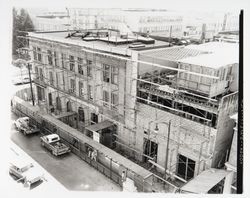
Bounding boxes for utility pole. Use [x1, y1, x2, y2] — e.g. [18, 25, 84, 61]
[27, 63, 35, 106]
[169, 25, 172, 47]
[164, 120, 171, 179]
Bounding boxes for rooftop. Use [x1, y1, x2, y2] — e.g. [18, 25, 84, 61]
[179, 42, 238, 68]
[140, 46, 209, 61]
[29, 30, 169, 56]
[140, 41, 238, 69]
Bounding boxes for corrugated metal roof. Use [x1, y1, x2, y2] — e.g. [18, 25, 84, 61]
[178, 52, 238, 68]
[180, 168, 232, 193]
[141, 47, 208, 61]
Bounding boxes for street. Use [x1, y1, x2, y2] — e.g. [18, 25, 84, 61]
[10, 112, 121, 191]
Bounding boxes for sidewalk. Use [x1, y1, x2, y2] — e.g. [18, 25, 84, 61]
[6, 141, 67, 193]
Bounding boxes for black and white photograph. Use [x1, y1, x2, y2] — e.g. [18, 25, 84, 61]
[0, 0, 248, 197]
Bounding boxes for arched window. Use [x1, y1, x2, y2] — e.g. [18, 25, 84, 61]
[78, 107, 85, 122]
[56, 97, 62, 111]
[66, 101, 72, 112]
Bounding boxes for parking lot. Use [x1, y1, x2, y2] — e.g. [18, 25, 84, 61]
[10, 113, 121, 191]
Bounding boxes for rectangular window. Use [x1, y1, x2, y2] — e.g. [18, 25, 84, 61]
[87, 60, 92, 77]
[103, 64, 110, 82]
[70, 79, 75, 93]
[103, 90, 109, 107]
[111, 66, 118, 84]
[39, 68, 43, 81]
[55, 73, 59, 87]
[79, 81, 84, 97]
[35, 67, 38, 77]
[111, 92, 118, 110]
[91, 113, 98, 124]
[54, 51, 58, 67]
[62, 73, 65, 90]
[47, 50, 53, 65]
[88, 85, 93, 100]
[69, 55, 75, 71]
[37, 48, 42, 62]
[61, 53, 66, 68]
[78, 57, 83, 75]
[33, 47, 37, 61]
[49, 71, 54, 86]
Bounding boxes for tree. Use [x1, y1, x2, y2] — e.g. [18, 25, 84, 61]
[12, 8, 35, 60]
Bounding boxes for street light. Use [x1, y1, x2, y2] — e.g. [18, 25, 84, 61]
[154, 123, 159, 133]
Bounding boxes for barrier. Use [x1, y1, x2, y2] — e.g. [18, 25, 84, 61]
[12, 95, 179, 192]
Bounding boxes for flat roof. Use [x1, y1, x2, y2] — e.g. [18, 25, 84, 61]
[180, 168, 232, 193]
[29, 31, 168, 55]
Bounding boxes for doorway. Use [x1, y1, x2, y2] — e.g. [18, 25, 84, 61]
[177, 154, 196, 181]
[143, 138, 158, 163]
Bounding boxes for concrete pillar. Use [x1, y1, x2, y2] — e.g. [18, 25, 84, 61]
[223, 171, 234, 194]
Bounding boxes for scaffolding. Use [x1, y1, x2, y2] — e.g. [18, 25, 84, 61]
[15, 31, 227, 191]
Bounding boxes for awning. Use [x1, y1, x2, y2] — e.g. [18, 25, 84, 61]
[85, 120, 114, 133]
[180, 168, 232, 193]
[55, 111, 77, 119]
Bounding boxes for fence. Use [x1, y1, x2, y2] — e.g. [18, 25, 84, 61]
[12, 95, 180, 192]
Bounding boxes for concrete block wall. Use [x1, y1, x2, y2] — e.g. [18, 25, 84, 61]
[212, 92, 238, 168]
[134, 103, 217, 175]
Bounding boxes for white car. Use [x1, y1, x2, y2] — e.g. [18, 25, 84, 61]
[13, 117, 40, 135]
[9, 158, 43, 189]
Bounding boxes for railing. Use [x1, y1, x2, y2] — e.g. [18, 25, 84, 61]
[138, 84, 218, 110]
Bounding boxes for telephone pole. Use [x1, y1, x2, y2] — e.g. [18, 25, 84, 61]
[27, 63, 35, 106]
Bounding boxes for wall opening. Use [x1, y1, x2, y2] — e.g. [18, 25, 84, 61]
[143, 138, 158, 163]
[177, 154, 195, 181]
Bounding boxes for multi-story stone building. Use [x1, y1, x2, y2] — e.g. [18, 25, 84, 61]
[28, 29, 238, 186]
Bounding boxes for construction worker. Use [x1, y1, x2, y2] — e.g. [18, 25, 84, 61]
[121, 170, 127, 182]
[92, 149, 97, 161]
[88, 147, 92, 158]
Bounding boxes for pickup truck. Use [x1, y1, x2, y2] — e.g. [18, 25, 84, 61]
[9, 160, 43, 188]
[40, 134, 71, 156]
[13, 117, 40, 135]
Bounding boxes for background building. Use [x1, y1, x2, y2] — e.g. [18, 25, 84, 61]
[68, 8, 183, 38]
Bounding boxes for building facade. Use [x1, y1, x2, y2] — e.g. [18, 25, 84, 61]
[28, 30, 238, 186]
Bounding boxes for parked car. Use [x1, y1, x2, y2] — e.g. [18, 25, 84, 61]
[13, 117, 40, 135]
[41, 134, 71, 156]
[9, 159, 43, 188]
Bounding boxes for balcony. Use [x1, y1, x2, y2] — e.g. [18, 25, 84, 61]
[33, 77, 47, 88]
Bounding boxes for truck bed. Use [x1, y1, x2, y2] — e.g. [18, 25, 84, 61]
[40, 136, 70, 156]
